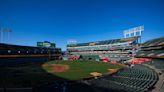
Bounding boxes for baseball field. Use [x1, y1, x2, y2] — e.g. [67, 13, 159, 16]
[0, 60, 124, 88]
[42, 60, 123, 80]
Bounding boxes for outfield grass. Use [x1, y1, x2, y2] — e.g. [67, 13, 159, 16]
[43, 60, 123, 80]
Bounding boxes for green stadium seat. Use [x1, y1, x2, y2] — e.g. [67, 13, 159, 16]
[86, 64, 158, 92]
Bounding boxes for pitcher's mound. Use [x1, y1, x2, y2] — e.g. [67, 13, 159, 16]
[46, 64, 69, 73]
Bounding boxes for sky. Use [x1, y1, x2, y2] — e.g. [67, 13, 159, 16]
[0, 0, 164, 50]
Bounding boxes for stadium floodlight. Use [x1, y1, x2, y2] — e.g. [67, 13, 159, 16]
[0, 28, 2, 43]
[67, 39, 77, 44]
[123, 25, 144, 38]
[0, 28, 12, 43]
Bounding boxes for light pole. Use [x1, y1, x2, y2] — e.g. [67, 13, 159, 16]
[4, 28, 12, 44]
[0, 28, 12, 43]
[0, 28, 3, 43]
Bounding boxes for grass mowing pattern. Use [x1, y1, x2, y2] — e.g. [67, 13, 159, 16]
[43, 60, 123, 80]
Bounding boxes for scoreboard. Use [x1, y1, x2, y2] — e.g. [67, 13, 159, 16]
[37, 41, 56, 48]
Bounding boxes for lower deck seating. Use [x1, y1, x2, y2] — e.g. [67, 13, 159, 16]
[86, 64, 158, 92]
[143, 59, 164, 92]
[143, 59, 164, 70]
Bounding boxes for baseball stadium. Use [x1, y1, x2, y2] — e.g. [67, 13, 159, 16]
[0, 0, 164, 92]
[0, 25, 164, 92]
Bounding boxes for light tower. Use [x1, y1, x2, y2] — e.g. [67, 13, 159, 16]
[0, 28, 12, 43]
[67, 39, 77, 44]
[123, 25, 144, 43]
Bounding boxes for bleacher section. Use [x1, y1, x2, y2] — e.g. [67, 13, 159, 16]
[67, 36, 139, 47]
[0, 43, 61, 55]
[136, 37, 164, 59]
[67, 36, 139, 51]
[142, 59, 164, 92]
[143, 59, 164, 71]
[137, 50, 164, 58]
[85, 64, 158, 92]
[135, 37, 164, 92]
[71, 52, 130, 61]
[142, 37, 164, 47]
[67, 36, 139, 61]
[79, 55, 99, 61]
[0, 43, 61, 63]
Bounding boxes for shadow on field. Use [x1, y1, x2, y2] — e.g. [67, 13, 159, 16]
[0, 59, 94, 92]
